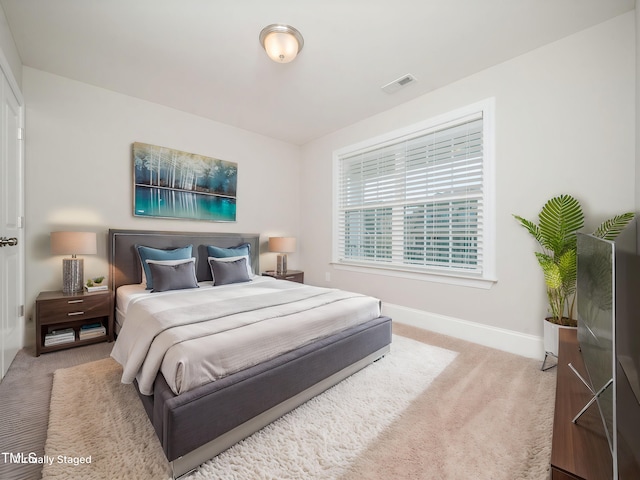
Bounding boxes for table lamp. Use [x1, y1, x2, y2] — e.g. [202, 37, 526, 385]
[268, 237, 296, 275]
[50, 231, 97, 294]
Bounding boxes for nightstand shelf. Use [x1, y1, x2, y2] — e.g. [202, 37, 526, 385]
[35, 289, 114, 356]
[262, 270, 304, 284]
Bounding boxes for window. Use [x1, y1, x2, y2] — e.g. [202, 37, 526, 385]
[333, 99, 495, 287]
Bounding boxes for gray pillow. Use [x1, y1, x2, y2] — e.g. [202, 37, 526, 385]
[148, 260, 199, 292]
[208, 257, 251, 286]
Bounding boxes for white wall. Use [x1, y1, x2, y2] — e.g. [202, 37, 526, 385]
[23, 67, 301, 344]
[300, 12, 636, 357]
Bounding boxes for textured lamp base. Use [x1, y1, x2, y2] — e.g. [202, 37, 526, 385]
[62, 258, 84, 294]
[276, 254, 288, 275]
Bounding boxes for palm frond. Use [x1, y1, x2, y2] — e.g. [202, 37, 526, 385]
[512, 215, 543, 246]
[593, 212, 635, 240]
[557, 249, 577, 295]
[538, 194, 584, 255]
[535, 253, 562, 290]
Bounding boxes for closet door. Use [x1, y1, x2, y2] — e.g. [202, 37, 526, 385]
[0, 73, 24, 379]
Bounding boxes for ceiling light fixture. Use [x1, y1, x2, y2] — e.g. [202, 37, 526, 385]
[259, 24, 304, 63]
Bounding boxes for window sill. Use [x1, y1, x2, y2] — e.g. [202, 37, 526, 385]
[331, 262, 497, 289]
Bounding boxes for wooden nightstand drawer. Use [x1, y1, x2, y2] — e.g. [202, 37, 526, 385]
[280, 272, 304, 283]
[37, 293, 110, 324]
[262, 270, 304, 283]
[35, 290, 114, 356]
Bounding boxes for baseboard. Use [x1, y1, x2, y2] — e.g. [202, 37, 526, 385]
[383, 303, 543, 360]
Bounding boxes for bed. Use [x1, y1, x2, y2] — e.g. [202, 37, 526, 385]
[108, 229, 392, 479]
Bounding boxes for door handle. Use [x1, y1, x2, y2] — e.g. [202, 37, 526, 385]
[0, 237, 18, 247]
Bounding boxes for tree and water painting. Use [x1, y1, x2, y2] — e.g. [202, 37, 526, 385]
[133, 142, 237, 221]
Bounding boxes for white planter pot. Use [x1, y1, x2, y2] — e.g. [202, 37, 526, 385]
[543, 319, 577, 357]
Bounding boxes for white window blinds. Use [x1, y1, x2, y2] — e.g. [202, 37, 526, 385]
[336, 109, 489, 279]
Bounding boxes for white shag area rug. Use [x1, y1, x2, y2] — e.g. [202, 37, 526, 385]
[43, 335, 457, 480]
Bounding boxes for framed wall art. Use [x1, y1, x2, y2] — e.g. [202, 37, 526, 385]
[133, 142, 237, 222]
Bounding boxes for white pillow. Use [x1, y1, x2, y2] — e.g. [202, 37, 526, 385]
[207, 255, 252, 281]
[146, 257, 195, 265]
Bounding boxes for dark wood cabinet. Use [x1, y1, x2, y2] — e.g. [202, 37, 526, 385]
[35, 289, 114, 356]
[550, 328, 613, 479]
[262, 270, 304, 284]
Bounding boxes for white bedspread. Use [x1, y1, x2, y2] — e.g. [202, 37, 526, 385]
[110, 278, 381, 395]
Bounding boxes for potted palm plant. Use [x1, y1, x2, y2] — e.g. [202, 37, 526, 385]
[513, 194, 634, 362]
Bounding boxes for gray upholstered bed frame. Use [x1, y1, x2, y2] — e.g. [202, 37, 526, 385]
[108, 229, 392, 479]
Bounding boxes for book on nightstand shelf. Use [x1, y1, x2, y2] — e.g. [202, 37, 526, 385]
[44, 328, 75, 346]
[85, 284, 108, 292]
[85, 276, 108, 292]
[79, 322, 106, 340]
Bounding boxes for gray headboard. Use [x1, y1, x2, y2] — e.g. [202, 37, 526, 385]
[108, 229, 260, 291]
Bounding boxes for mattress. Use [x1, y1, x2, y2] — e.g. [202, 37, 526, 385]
[111, 277, 381, 395]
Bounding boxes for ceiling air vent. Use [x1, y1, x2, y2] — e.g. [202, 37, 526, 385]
[381, 74, 417, 94]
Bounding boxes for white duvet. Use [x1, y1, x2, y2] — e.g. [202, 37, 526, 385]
[110, 277, 381, 395]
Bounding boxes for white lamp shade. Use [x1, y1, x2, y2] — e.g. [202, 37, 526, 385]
[263, 32, 299, 63]
[268, 237, 296, 253]
[259, 24, 304, 64]
[50, 231, 97, 256]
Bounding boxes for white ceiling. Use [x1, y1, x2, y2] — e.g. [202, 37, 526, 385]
[0, 0, 634, 145]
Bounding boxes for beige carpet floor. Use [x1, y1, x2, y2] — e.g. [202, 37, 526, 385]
[1, 324, 556, 479]
[341, 323, 556, 480]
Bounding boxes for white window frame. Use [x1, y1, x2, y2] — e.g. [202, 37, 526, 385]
[332, 99, 496, 289]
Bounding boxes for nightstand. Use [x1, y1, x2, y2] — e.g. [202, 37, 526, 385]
[35, 289, 114, 356]
[262, 270, 304, 284]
